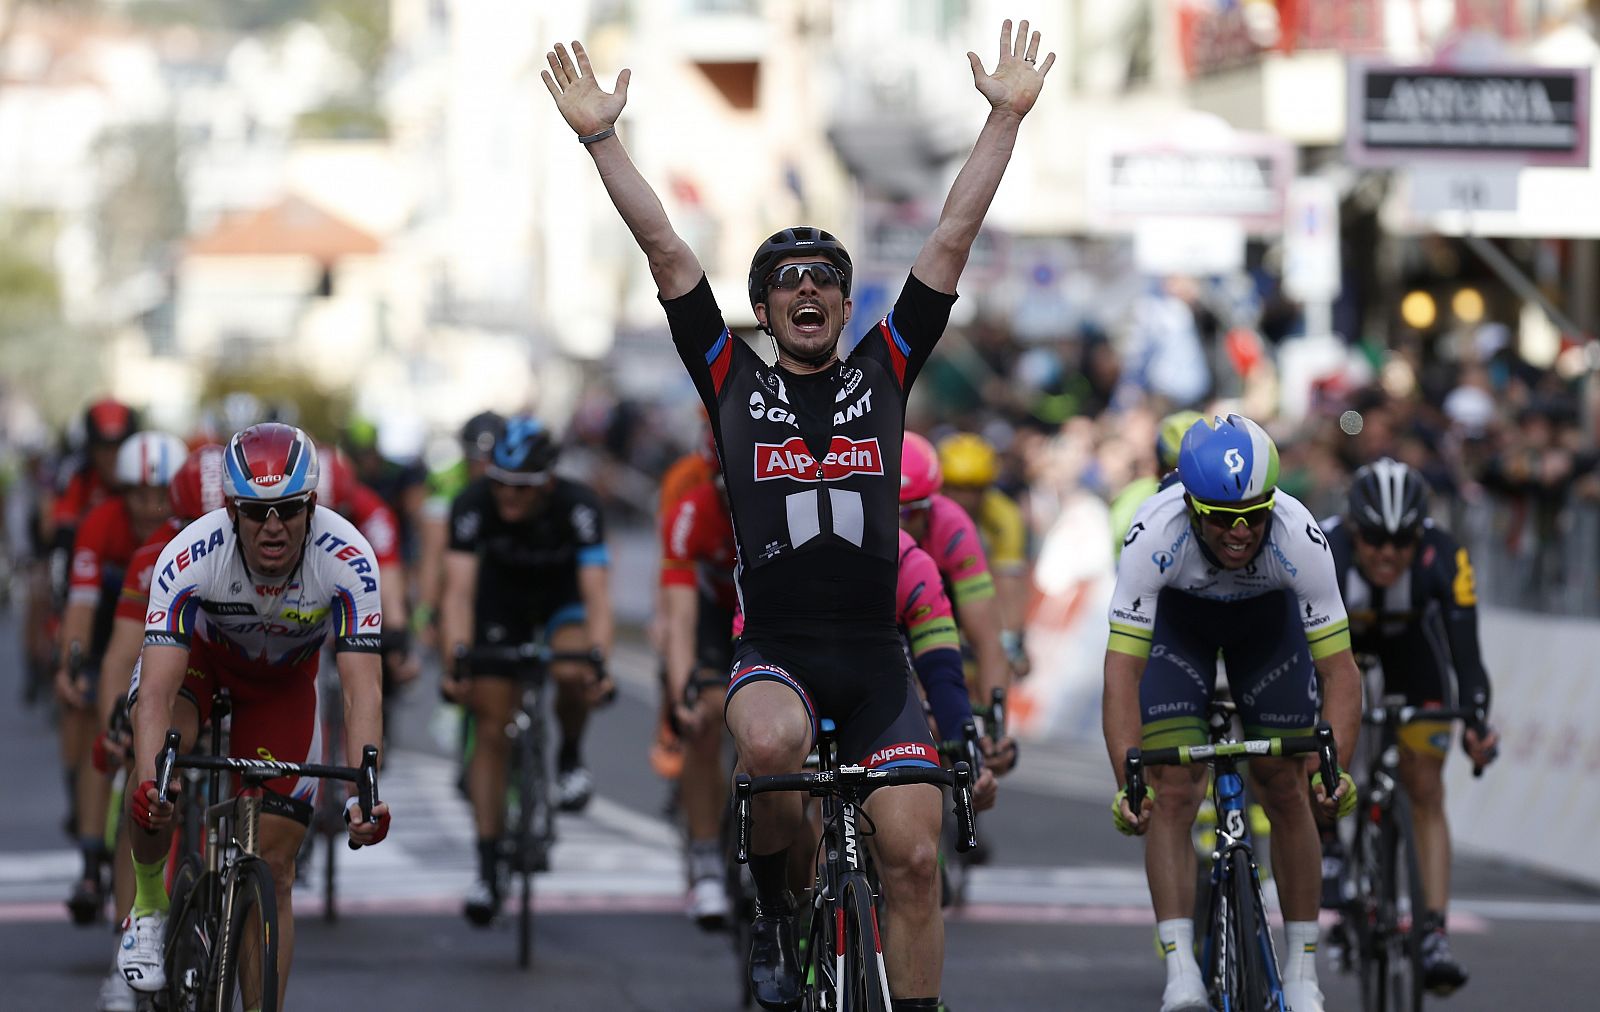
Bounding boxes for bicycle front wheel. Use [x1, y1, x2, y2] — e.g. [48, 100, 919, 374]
[217, 857, 279, 1012]
[1384, 793, 1426, 1012]
[840, 874, 890, 1012]
[1227, 849, 1275, 1012]
[164, 856, 214, 1012]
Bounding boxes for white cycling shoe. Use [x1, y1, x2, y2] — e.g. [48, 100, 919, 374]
[1160, 974, 1209, 1012]
[97, 959, 138, 1011]
[1283, 979, 1326, 1012]
[116, 912, 167, 993]
[688, 875, 731, 928]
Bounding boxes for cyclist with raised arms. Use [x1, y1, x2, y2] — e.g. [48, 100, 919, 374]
[118, 424, 391, 1004]
[1321, 458, 1499, 995]
[1104, 415, 1360, 1012]
[543, 19, 1051, 1011]
[439, 415, 614, 926]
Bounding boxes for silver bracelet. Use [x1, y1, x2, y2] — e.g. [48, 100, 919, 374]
[578, 126, 615, 145]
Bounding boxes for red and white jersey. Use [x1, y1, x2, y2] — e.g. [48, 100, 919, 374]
[68, 497, 140, 605]
[143, 506, 383, 671]
[117, 518, 183, 622]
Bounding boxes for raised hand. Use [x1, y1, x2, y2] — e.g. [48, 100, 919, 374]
[541, 40, 630, 137]
[967, 18, 1054, 119]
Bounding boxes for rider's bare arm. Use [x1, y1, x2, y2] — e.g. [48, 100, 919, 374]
[541, 41, 703, 300]
[1102, 649, 1148, 786]
[1313, 648, 1362, 771]
[578, 562, 613, 663]
[130, 644, 189, 785]
[440, 550, 478, 662]
[912, 19, 1054, 295]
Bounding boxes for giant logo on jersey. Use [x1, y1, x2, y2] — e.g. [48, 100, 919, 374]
[753, 436, 884, 483]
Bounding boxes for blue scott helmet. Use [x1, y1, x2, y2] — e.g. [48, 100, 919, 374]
[487, 416, 558, 486]
[1176, 414, 1280, 504]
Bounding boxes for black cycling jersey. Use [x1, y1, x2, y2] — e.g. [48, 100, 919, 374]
[663, 272, 955, 645]
[1322, 517, 1491, 714]
[448, 476, 608, 627]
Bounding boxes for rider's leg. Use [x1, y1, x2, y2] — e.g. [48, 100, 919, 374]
[467, 675, 516, 876]
[682, 668, 727, 844]
[725, 678, 812, 896]
[127, 698, 200, 903]
[1397, 742, 1450, 914]
[1249, 754, 1323, 990]
[864, 782, 944, 998]
[548, 619, 594, 767]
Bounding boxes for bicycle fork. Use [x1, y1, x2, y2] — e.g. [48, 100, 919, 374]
[828, 799, 891, 1011]
[1210, 767, 1288, 1008]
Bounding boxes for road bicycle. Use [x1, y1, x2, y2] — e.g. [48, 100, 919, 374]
[735, 718, 977, 1012]
[148, 692, 379, 1012]
[456, 642, 602, 969]
[1335, 691, 1490, 1012]
[1126, 715, 1340, 1012]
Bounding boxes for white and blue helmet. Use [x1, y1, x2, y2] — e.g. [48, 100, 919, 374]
[1177, 414, 1280, 504]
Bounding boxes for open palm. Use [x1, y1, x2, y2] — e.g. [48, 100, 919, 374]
[968, 19, 1054, 119]
[542, 41, 629, 137]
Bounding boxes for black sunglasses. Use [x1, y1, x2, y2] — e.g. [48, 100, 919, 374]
[765, 261, 843, 294]
[234, 495, 312, 524]
[1357, 526, 1419, 549]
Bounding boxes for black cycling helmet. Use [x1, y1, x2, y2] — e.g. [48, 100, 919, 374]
[460, 410, 505, 463]
[487, 415, 558, 485]
[1347, 457, 1428, 539]
[747, 226, 853, 313]
[84, 398, 139, 446]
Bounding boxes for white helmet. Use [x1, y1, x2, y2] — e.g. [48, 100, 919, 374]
[115, 431, 191, 488]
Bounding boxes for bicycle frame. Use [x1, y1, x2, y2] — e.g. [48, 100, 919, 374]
[735, 722, 976, 1012]
[153, 715, 379, 1007]
[1127, 722, 1339, 1012]
[1342, 691, 1489, 1012]
[1201, 751, 1286, 1005]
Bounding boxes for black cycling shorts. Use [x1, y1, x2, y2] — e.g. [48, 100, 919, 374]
[471, 600, 585, 678]
[1140, 589, 1319, 749]
[696, 597, 736, 676]
[726, 635, 939, 770]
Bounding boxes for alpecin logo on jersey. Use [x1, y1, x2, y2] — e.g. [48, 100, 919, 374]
[754, 436, 884, 483]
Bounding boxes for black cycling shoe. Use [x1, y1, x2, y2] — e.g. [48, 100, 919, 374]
[1421, 926, 1469, 995]
[747, 897, 802, 1011]
[65, 877, 103, 926]
[463, 878, 501, 927]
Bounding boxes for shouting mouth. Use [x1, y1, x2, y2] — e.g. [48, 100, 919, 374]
[790, 303, 826, 336]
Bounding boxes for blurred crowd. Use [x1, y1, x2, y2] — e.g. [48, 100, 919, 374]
[6, 279, 1600, 624]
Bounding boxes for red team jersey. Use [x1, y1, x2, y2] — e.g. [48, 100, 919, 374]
[116, 517, 183, 622]
[658, 480, 737, 612]
[68, 498, 141, 607]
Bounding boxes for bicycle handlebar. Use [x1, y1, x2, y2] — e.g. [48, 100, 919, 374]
[448, 644, 613, 704]
[733, 761, 977, 863]
[153, 730, 381, 849]
[1365, 690, 1495, 777]
[1125, 722, 1341, 820]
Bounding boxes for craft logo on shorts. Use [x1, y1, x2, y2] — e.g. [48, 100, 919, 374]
[754, 436, 884, 482]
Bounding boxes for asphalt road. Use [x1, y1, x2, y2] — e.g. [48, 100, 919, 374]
[4, 540, 1596, 1010]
